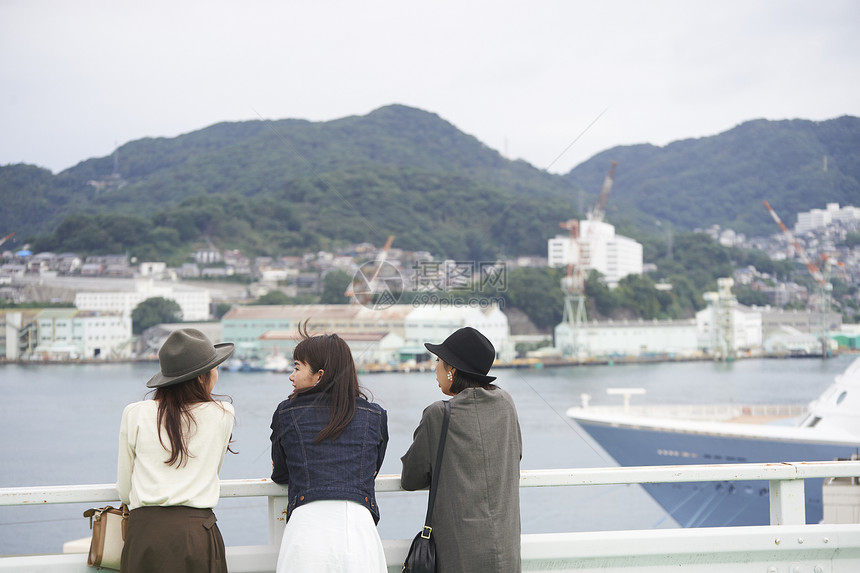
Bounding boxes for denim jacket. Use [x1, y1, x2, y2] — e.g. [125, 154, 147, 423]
[270, 392, 388, 524]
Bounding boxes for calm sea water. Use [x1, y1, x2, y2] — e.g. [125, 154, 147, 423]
[1, 354, 856, 555]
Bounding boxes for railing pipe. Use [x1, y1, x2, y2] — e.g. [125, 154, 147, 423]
[3, 461, 860, 506]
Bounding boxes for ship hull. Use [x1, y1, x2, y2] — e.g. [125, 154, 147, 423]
[574, 418, 860, 527]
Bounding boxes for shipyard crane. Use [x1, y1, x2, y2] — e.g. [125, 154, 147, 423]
[0, 232, 14, 248]
[588, 160, 618, 223]
[558, 218, 587, 357]
[579, 161, 618, 274]
[345, 235, 395, 305]
[762, 200, 833, 353]
[558, 161, 618, 358]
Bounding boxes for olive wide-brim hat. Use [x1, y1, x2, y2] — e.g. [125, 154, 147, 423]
[147, 328, 235, 388]
[424, 326, 497, 383]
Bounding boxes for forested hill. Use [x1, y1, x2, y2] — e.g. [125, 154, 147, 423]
[1, 105, 579, 260]
[1, 105, 858, 262]
[567, 116, 860, 235]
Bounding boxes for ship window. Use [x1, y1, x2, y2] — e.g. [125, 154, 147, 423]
[807, 416, 822, 427]
[837, 391, 848, 405]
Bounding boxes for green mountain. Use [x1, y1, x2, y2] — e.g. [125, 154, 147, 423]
[566, 116, 860, 236]
[1, 106, 858, 261]
[1, 105, 579, 260]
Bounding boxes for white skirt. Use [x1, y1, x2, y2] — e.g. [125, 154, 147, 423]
[276, 499, 387, 573]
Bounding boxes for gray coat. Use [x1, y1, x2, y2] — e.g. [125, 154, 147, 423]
[401, 386, 522, 573]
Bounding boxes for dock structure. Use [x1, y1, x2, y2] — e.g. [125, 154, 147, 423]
[3, 461, 860, 572]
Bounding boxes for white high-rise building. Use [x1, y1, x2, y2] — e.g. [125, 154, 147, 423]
[795, 203, 860, 234]
[547, 220, 643, 287]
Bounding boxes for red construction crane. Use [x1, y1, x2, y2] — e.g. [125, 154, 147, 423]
[589, 160, 617, 223]
[0, 232, 13, 248]
[762, 201, 826, 285]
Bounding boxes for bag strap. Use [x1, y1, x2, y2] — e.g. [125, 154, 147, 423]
[121, 503, 129, 540]
[423, 400, 451, 530]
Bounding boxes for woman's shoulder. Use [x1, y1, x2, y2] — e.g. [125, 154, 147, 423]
[357, 396, 387, 415]
[198, 400, 235, 415]
[421, 399, 448, 418]
[120, 400, 156, 426]
[215, 400, 235, 414]
[457, 386, 518, 409]
[122, 399, 155, 416]
[275, 393, 310, 410]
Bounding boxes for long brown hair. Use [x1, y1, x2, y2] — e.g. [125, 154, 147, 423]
[153, 370, 233, 467]
[292, 322, 366, 442]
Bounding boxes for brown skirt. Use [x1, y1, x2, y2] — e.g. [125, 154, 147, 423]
[121, 506, 227, 573]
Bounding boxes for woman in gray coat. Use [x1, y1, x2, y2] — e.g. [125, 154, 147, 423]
[401, 327, 522, 573]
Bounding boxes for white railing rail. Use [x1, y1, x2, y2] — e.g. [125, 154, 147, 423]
[3, 460, 860, 544]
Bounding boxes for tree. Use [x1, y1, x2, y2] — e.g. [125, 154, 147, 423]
[615, 274, 662, 319]
[132, 297, 183, 334]
[214, 303, 233, 319]
[584, 271, 617, 318]
[253, 290, 291, 305]
[734, 286, 770, 307]
[320, 270, 352, 304]
[503, 267, 564, 330]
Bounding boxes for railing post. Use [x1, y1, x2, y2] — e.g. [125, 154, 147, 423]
[268, 495, 288, 545]
[769, 478, 806, 525]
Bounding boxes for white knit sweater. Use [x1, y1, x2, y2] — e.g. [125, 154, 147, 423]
[117, 400, 234, 510]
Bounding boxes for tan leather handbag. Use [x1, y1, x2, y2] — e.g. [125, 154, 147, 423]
[83, 504, 129, 570]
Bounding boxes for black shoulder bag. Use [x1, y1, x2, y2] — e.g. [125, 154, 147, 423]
[402, 400, 451, 573]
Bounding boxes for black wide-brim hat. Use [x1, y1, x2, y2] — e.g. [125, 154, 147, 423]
[424, 327, 497, 383]
[147, 328, 235, 388]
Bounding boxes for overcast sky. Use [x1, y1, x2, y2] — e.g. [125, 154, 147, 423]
[2, 0, 859, 176]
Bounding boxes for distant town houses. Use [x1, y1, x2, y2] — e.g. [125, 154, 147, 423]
[2, 202, 860, 363]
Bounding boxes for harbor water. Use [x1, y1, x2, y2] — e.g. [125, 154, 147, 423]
[1, 354, 855, 556]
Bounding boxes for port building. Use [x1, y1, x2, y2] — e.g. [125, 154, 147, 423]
[556, 318, 698, 358]
[221, 303, 511, 367]
[29, 308, 131, 360]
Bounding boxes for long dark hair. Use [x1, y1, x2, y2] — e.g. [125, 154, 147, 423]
[153, 370, 233, 467]
[292, 322, 366, 442]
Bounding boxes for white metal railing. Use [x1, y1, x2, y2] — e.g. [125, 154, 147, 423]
[3, 460, 860, 543]
[5, 461, 860, 573]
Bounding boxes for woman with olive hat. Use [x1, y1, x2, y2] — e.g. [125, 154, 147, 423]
[401, 327, 522, 572]
[117, 328, 236, 573]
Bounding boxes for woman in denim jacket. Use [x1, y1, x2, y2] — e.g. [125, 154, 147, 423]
[270, 327, 389, 572]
